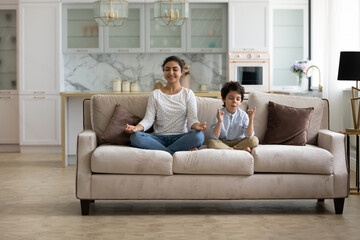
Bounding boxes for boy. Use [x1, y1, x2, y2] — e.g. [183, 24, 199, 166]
[208, 82, 258, 152]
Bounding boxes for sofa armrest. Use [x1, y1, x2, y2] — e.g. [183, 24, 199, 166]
[76, 130, 97, 199]
[318, 129, 348, 197]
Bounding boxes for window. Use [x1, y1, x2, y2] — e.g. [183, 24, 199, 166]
[271, 2, 310, 91]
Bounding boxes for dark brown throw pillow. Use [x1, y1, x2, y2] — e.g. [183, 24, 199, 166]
[262, 101, 314, 146]
[100, 104, 142, 145]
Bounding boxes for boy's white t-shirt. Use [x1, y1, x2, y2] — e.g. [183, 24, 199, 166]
[138, 88, 200, 135]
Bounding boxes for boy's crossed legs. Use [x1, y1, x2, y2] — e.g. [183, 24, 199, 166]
[208, 136, 259, 152]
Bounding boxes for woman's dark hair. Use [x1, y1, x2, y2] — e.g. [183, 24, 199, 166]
[162, 56, 185, 72]
[220, 82, 245, 107]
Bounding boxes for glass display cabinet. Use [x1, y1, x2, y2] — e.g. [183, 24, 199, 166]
[187, 4, 227, 53]
[0, 8, 18, 146]
[146, 4, 186, 53]
[105, 4, 144, 53]
[0, 9, 17, 91]
[63, 5, 103, 53]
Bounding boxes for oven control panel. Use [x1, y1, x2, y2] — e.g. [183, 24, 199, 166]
[229, 52, 270, 61]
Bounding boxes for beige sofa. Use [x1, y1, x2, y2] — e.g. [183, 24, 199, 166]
[76, 92, 348, 215]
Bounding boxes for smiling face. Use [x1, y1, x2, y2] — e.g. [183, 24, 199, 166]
[223, 90, 242, 114]
[163, 61, 183, 84]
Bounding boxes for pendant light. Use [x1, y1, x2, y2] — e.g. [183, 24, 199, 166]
[93, 0, 128, 27]
[153, 0, 189, 27]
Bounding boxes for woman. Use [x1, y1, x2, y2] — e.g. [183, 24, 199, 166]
[125, 56, 207, 155]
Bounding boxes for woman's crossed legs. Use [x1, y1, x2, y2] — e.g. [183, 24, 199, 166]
[130, 130, 205, 155]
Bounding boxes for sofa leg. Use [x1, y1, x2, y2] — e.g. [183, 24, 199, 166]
[317, 199, 325, 202]
[333, 198, 345, 214]
[80, 200, 90, 215]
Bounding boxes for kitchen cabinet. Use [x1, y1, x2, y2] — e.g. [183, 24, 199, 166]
[187, 3, 227, 53]
[0, 94, 19, 144]
[228, 1, 269, 52]
[19, 2, 61, 147]
[19, 2, 60, 94]
[63, 3, 230, 54]
[0, 8, 17, 92]
[63, 4, 103, 53]
[19, 95, 60, 145]
[0, 6, 19, 148]
[104, 4, 145, 53]
[63, 3, 144, 53]
[145, 4, 186, 53]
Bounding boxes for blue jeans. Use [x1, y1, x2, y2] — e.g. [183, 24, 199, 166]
[130, 130, 205, 155]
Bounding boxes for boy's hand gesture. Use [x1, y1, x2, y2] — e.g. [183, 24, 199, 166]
[216, 108, 224, 122]
[246, 107, 256, 120]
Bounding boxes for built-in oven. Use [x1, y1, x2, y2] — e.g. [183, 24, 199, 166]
[229, 52, 270, 92]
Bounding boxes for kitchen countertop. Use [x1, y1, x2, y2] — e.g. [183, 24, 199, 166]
[60, 91, 222, 98]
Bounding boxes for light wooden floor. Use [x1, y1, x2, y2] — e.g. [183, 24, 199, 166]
[0, 153, 360, 240]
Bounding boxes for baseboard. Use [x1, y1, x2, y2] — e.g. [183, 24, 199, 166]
[0, 144, 20, 152]
[20, 145, 61, 153]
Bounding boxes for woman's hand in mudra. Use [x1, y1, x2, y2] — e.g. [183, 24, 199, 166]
[125, 124, 138, 134]
[192, 122, 207, 131]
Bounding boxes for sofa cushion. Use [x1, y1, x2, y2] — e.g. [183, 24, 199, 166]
[100, 104, 142, 145]
[91, 145, 173, 175]
[91, 95, 150, 142]
[252, 145, 334, 174]
[173, 149, 254, 175]
[263, 101, 314, 146]
[247, 92, 324, 144]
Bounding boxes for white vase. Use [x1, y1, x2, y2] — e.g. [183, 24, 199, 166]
[297, 75, 308, 91]
[181, 74, 191, 89]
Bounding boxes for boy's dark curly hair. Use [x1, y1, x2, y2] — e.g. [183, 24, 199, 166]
[220, 82, 245, 107]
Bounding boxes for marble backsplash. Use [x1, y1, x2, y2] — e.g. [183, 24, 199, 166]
[64, 53, 227, 92]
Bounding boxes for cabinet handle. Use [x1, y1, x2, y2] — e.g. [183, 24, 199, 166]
[159, 49, 171, 52]
[201, 49, 213, 52]
[77, 49, 89, 53]
[0, 96, 11, 99]
[34, 96, 46, 99]
[0, 91, 11, 94]
[118, 49, 129, 52]
[33, 91, 45, 94]
[243, 48, 255, 51]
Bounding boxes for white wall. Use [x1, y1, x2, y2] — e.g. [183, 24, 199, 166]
[311, 0, 360, 131]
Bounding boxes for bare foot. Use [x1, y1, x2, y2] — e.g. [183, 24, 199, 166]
[188, 148, 198, 151]
[245, 147, 251, 153]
